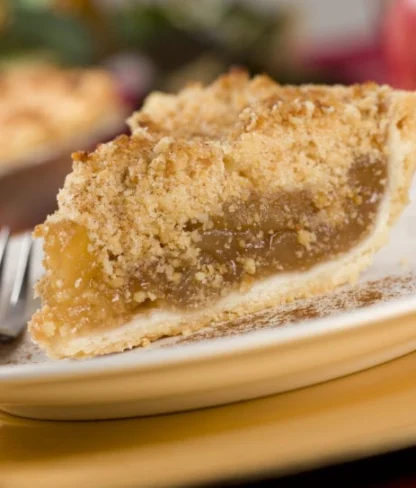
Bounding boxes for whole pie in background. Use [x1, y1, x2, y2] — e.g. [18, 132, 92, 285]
[0, 62, 128, 232]
[29, 71, 416, 359]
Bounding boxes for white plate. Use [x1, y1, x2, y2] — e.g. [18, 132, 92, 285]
[0, 186, 416, 420]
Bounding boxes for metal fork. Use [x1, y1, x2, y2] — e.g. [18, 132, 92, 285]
[0, 228, 38, 343]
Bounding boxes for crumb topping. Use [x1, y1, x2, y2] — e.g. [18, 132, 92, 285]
[37, 71, 393, 310]
[0, 63, 125, 163]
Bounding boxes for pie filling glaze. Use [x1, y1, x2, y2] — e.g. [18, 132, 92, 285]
[29, 72, 416, 358]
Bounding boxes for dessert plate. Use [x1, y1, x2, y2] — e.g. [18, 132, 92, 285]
[0, 183, 415, 420]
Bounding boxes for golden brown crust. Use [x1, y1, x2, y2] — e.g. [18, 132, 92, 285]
[0, 63, 126, 165]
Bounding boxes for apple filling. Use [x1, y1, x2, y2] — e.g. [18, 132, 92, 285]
[33, 156, 387, 337]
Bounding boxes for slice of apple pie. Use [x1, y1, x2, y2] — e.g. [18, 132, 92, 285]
[29, 71, 416, 358]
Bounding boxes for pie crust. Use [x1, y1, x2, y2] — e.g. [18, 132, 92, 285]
[29, 72, 416, 358]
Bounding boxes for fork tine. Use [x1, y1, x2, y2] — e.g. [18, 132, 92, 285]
[10, 233, 33, 306]
[0, 227, 10, 280]
[0, 233, 34, 342]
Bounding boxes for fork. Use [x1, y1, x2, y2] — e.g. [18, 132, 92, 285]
[0, 228, 38, 343]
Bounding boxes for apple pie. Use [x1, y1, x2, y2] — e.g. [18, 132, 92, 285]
[0, 63, 127, 231]
[0, 62, 126, 175]
[29, 71, 416, 358]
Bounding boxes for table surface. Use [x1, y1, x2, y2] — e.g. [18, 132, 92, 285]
[3, 347, 416, 488]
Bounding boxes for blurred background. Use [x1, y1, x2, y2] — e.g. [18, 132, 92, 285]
[0, 0, 415, 233]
